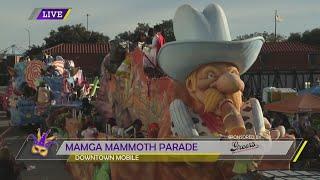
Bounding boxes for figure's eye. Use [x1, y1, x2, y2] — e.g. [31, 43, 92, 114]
[207, 72, 216, 79]
[35, 146, 39, 151]
[230, 69, 239, 75]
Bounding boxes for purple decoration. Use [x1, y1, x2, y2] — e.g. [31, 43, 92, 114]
[38, 129, 51, 146]
[28, 134, 38, 145]
[45, 141, 59, 150]
[28, 129, 57, 150]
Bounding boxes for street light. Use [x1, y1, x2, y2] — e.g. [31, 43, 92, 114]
[25, 28, 31, 49]
[86, 14, 90, 31]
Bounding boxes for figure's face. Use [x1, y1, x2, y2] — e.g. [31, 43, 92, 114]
[186, 63, 244, 112]
[194, 63, 239, 90]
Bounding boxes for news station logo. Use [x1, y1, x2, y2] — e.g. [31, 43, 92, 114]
[230, 141, 259, 154]
[29, 8, 72, 20]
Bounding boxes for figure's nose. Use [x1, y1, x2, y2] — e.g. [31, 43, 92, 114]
[210, 72, 244, 94]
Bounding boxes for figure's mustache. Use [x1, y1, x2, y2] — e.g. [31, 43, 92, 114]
[203, 88, 225, 112]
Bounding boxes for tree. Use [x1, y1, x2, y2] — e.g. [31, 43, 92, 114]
[25, 24, 110, 57]
[287, 28, 320, 47]
[24, 45, 44, 59]
[287, 33, 302, 42]
[288, 28, 320, 47]
[156, 20, 175, 42]
[301, 28, 320, 46]
[44, 24, 109, 48]
[115, 23, 150, 42]
[115, 20, 176, 43]
[235, 31, 286, 42]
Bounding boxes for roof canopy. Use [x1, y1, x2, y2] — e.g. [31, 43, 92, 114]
[264, 94, 320, 113]
[260, 42, 320, 54]
[43, 43, 110, 54]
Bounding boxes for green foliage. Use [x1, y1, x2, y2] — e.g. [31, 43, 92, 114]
[156, 20, 175, 42]
[24, 45, 43, 59]
[115, 20, 176, 42]
[287, 32, 302, 42]
[115, 23, 150, 42]
[288, 28, 320, 47]
[25, 24, 109, 57]
[44, 24, 109, 48]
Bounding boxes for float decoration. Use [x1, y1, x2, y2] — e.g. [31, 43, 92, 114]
[25, 60, 45, 89]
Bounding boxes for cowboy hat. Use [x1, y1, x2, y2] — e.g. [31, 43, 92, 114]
[157, 3, 264, 82]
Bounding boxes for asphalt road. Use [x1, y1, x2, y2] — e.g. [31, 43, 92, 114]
[0, 111, 72, 180]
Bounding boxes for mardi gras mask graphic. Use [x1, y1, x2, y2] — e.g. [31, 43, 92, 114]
[28, 128, 58, 157]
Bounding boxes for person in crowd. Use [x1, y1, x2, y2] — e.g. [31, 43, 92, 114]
[292, 117, 301, 138]
[271, 118, 282, 128]
[303, 116, 311, 128]
[280, 114, 291, 129]
[137, 31, 147, 50]
[145, 25, 166, 67]
[81, 119, 98, 139]
[143, 26, 167, 78]
[143, 28, 156, 70]
[55, 56, 64, 62]
[25, 56, 31, 62]
[0, 140, 25, 180]
[146, 28, 154, 45]
[74, 78, 82, 99]
[82, 98, 93, 115]
[152, 25, 166, 55]
[297, 127, 320, 169]
[298, 114, 311, 136]
[43, 53, 54, 64]
[271, 113, 291, 130]
[286, 128, 298, 138]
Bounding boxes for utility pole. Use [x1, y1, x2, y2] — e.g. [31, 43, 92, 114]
[86, 14, 90, 31]
[25, 28, 31, 49]
[274, 10, 277, 42]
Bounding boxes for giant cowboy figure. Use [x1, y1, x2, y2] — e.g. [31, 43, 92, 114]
[157, 3, 294, 178]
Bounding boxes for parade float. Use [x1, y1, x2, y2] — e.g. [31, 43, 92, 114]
[84, 3, 295, 180]
[6, 56, 91, 126]
[62, 39, 175, 180]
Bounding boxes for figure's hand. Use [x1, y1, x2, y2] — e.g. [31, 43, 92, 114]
[263, 117, 295, 140]
[220, 99, 246, 135]
[264, 117, 272, 129]
[258, 117, 295, 171]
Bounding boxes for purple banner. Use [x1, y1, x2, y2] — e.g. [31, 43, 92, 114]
[36, 8, 70, 20]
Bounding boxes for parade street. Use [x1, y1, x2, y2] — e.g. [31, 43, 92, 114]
[0, 112, 71, 180]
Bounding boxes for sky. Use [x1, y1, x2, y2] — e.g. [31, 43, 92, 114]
[0, 0, 320, 52]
